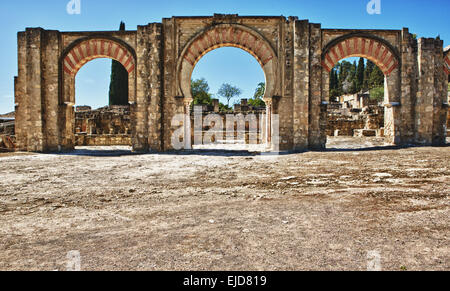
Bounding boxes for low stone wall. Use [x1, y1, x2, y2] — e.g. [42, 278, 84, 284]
[327, 106, 384, 137]
[0, 121, 15, 135]
[75, 106, 131, 135]
[75, 134, 132, 146]
[0, 134, 16, 150]
[74, 106, 132, 146]
[190, 111, 266, 144]
[327, 117, 365, 136]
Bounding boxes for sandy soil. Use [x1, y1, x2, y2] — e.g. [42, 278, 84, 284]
[0, 137, 448, 271]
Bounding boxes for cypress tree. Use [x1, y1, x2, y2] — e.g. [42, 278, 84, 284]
[369, 65, 385, 88]
[109, 21, 129, 106]
[330, 68, 339, 98]
[329, 69, 336, 90]
[356, 58, 365, 92]
[363, 60, 375, 90]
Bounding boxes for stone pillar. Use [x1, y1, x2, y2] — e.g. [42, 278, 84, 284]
[275, 18, 294, 151]
[264, 98, 273, 145]
[15, 28, 60, 152]
[25, 28, 45, 152]
[134, 23, 164, 152]
[42, 30, 61, 151]
[162, 18, 187, 151]
[399, 28, 417, 144]
[184, 100, 192, 149]
[212, 99, 219, 113]
[14, 32, 27, 151]
[15, 28, 62, 152]
[415, 38, 446, 145]
[433, 41, 448, 145]
[309, 23, 326, 150]
[384, 68, 401, 144]
[292, 20, 310, 151]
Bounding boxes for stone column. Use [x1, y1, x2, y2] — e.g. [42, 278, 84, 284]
[292, 20, 310, 151]
[415, 38, 446, 145]
[134, 23, 164, 152]
[384, 68, 401, 144]
[309, 23, 326, 150]
[25, 28, 45, 152]
[59, 73, 75, 151]
[162, 17, 187, 151]
[264, 98, 272, 145]
[14, 32, 28, 151]
[41, 30, 61, 151]
[399, 28, 417, 144]
[433, 40, 448, 145]
[184, 100, 192, 150]
[15, 28, 62, 152]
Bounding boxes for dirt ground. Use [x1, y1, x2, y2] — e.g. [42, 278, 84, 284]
[0, 137, 448, 271]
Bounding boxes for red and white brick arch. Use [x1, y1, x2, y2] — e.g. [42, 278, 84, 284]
[444, 49, 450, 75]
[322, 36, 399, 76]
[178, 24, 278, 101]
[63, 38, 135, 75]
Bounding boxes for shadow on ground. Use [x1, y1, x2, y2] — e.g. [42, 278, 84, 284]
[51, 142, 449, 158]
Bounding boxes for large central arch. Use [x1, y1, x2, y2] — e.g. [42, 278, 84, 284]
[177, 24, 278, 103]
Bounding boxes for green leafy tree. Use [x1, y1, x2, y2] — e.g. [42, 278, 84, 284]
[109, 21, 128, 106]
[219, 103, 232, 112]
[370, 86, 384, 102]
[191, 78, 212, 105]
[217, 83, 242, 107]
[248, 82, 266, 107]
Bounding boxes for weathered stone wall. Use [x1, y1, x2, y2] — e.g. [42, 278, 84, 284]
[0, 135, 16, 150]
[416, 38, 447, 145]
[13, 15, 449, 152]
[327, 106, 384, 137]
[75, 106, 131, 134]
[190, 110, 266, 145]
[443, 47, 449, 138]
[75, 134, 131, 146]
[0, 119, 15, 136]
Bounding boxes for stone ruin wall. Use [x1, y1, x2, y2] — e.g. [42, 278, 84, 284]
[327, 106, 385, 137]
[0, 113, 15, 150]
[74, 106, 132, 146]
[190, 101, 267, 145]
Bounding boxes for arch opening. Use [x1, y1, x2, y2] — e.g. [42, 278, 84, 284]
[178, 24, 277, 104]
[188, 46, 269, 152]
[61, 39, 136, 151]
[325, 57, 394, 149]
[70, 57, 132, 150]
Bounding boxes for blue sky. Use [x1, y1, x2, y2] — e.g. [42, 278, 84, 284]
[0, 0, 449, 112]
